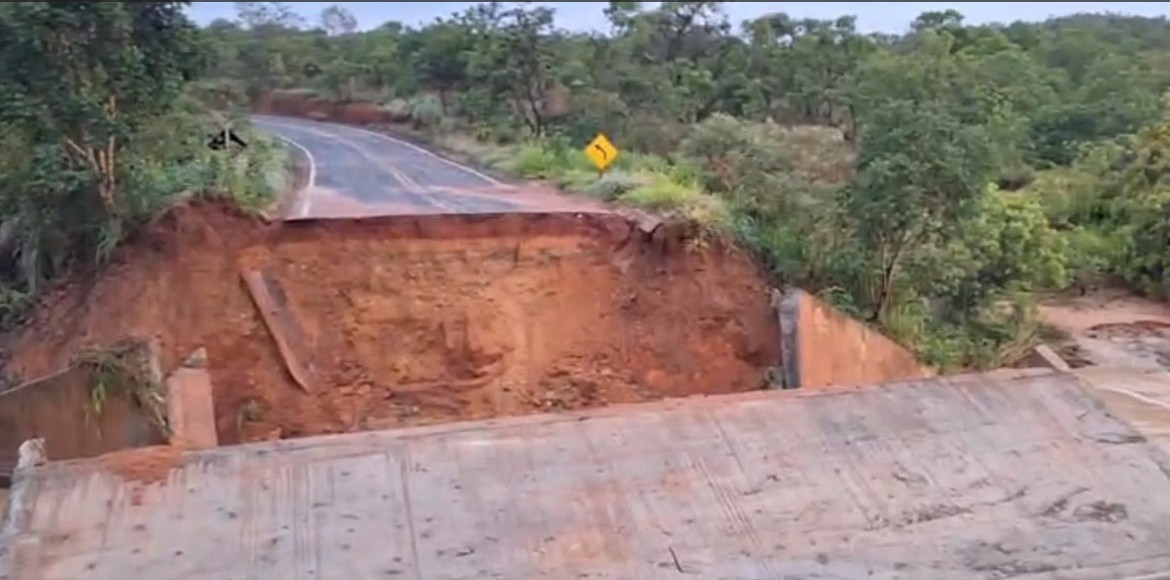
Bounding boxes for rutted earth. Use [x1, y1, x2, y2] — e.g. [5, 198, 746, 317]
[0, 203, 778, 444]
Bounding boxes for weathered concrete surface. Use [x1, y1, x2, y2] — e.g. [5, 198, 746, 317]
[164, 349, 218, 450]
[5, 369, 1170, 579]
[772, 288, 800, 389]
[1076, 367, 1170, 456]
[0, 367, 164, 483]
[783, 289, 934, 389]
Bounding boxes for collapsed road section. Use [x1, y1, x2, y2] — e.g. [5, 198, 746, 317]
[0, 202, 781, 445]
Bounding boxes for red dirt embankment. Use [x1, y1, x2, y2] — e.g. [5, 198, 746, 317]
[256, 91, 405, 125]
[2, 203, 778, 444]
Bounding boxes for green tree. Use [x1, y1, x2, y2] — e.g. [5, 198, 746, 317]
[844, 99, 996, 320]
[319, 4, 357, 37]
[0, 2, 210, 298]
[0, 2, 203, 216]
[467, 4, 557, 135]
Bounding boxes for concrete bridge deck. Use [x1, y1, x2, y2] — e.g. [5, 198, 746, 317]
[5, 369, 1170, 579]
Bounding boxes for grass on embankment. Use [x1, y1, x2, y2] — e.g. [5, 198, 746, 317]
[428, 133, 733, 231]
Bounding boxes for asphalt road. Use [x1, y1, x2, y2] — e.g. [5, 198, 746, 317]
[251, 115, 523, 215]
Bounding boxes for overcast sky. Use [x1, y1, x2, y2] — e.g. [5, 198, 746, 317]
[189, 2, 1170, 33]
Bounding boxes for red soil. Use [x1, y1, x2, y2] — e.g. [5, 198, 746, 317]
[256, 91, 408, 125]
[2, 202, 778, 444]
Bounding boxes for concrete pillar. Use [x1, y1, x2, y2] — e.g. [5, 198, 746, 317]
[165, 348, 218, 450]
[772, 288, 802, 390]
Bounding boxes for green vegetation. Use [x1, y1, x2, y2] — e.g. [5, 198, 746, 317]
[201, 2, 1170, 369]
[75, 337, 168, 436]
[7, 2, 1170, 371]
[0, 2, 286, 329]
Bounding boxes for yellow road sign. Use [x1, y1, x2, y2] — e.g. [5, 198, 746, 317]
[585, 133, 619, 172]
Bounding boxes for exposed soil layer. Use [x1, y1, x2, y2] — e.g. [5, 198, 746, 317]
[1, 202, 778, 444]
[256, 91, 407, 126]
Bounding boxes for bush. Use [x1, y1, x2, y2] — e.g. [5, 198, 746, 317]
[501, 144, 566, 178]
[618, 174, 701, 210]
[0, 94, 281, 327]
[408, 94, 446, 130]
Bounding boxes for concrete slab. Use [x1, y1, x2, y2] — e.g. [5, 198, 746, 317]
[1075, 367, 1170, 455]
[4, 370, 1170, 579]
[164, 349, 218, 450]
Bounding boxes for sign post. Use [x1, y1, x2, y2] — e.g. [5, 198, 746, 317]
[207, 121, 248, 151]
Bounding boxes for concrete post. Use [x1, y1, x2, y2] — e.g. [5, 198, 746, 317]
[165, 348, 219, 450]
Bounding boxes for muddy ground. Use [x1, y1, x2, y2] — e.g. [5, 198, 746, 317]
[1041, 289, 1170, 370]
[0, 202, 778, 444]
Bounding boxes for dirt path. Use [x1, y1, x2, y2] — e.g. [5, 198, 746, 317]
[1040, 289, 1170, 370]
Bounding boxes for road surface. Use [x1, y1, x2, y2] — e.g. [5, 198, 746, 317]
[253, 115, 599, 219]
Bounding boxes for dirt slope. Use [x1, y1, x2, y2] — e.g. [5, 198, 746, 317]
[1, 202, 778, 444]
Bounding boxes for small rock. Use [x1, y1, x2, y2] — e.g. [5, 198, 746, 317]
[183, 348, 208, 369]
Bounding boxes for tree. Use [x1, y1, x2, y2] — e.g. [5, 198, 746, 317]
[235, 1, 304, 30]
[0, 2, 210, 297]
[319, 5, 357, 36]
[412, 20, 475, 114]
[468, 4, 558, 135]
[0, 2, 203, 216]
[843, 94, 996, 320]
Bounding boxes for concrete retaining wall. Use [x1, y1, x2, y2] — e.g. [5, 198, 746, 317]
[0, 366, 164, 483]
[777, 289, 934, 390]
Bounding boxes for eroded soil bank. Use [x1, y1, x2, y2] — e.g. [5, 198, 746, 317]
[1, 202, 778, 444]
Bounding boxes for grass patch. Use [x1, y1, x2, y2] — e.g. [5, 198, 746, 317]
[437, 137, 732, 231]
[73, 337, 169, 438]
[618, 173, 700, 209]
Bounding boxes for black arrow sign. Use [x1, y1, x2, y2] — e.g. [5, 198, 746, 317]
[208, 127, 247, 151]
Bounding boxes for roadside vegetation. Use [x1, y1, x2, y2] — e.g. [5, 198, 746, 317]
[0, 2, 286, 330]
[201, 2, 1170, 369]
[5, 2, 1170, 372]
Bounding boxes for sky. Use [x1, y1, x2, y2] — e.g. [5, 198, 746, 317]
[189, 2, 1170, 33]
